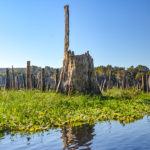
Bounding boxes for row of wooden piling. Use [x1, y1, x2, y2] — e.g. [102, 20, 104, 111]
[4, 62, 150, 93]
[5, 61, 59, 92]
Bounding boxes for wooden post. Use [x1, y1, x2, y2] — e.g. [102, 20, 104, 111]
[12, 66, 15, 89]
[31, 74, 36, 89]
[107, 70, 112, 89]
[47, 78, 51, 91]
[54, 69, 59, 91]
[15, 76, 20, 90]
[22, 74, 26, 89]
[41, 68, 45, 92]
[117, 79, 120, 89]
[122, 75, 126, 89]
[102, 79, 106, 91]
[26, 61, 31, 89]
[100, 80, 104, 91]
[64, 5, 69, 55]
[5, 68, 10, 90]
[126, 76, 129, 90]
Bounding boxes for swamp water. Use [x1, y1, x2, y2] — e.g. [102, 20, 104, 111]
[0, 116, 150, 150]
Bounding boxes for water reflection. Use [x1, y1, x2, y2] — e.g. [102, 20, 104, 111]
[0, 116, 150, 150]
[61, 124, 95, 150]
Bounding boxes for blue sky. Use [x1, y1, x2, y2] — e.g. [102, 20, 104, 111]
[0, 0, 150, 68]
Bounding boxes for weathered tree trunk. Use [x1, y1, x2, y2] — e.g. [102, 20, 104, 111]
[117, 79, 120, 89]
[122, 75, 126, 89]
[48, 83, 50, 91]
[102, 79, 106, 91]
[10, 80, 12, 89]
[12, 66, 15, 89]
[64, 5, 69, 55]
[47, 78, 51, 91]
[5, 68, 10, 90]
[107, 70, 112, 89]
[54, 69, 59, 91]
[56, 5, 101, 95]
[136, 80, 140, 90]
[26, 61, 32, 90]
[142, 74, 147, 92]
[100, 80, 103, 91]
[22, 74, 26, 89]
[20, 77, 24, 88]
[125, 76, 129, 90]
[31, 74, 36, 89]
[15, 76, 20, 90]
[37, 79, 40, 89]
[41, 68, 45, 92]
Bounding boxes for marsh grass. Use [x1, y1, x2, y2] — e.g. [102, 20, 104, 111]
[0, 88, 150, 134]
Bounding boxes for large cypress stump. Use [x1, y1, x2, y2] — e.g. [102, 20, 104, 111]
[56, 5, 101, 95]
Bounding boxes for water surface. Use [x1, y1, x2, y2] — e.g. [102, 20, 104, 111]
[0, 116, 150, 150]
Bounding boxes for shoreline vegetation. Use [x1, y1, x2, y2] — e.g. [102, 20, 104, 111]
[0, 88, 150, 135]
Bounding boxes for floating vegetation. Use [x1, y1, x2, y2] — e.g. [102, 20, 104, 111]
[0, 88, 150, 134]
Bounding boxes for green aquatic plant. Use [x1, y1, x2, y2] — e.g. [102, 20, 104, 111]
[0, 88, 149, 134]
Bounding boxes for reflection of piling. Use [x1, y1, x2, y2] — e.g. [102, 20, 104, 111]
[61, 124, 94, 149]
[5, 68, 10, 90]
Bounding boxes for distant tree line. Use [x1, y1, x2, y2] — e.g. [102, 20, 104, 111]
[1, 63, 150, 92]
[95, 65, 150, 92]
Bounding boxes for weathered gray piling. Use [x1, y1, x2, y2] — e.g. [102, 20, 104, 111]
[54, 69, 59, 91]
[15, 76, 20, 90]
[12, 66, 15, 89]
[22, 74, 26, 89]
[26, 61, 32, 89]
[41, 68, 45, 92]
[5, 68, 10, 90]
[107, 70, 112, 89]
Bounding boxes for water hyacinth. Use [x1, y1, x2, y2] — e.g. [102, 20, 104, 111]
[0, 88, 149, 134]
